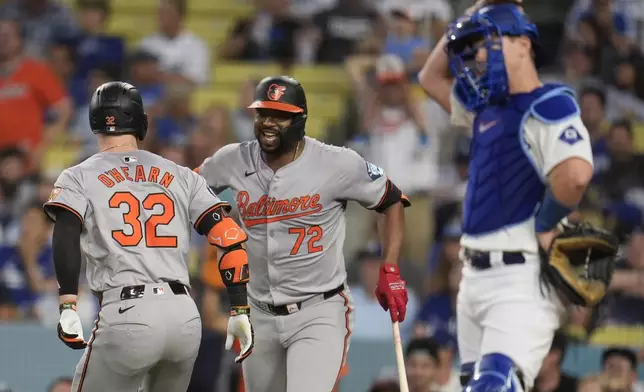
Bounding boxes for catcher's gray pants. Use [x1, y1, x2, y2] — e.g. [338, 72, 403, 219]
[71, 282, 201, 392]
[242, 286, 355, 392]
[456, 252, 565, 389]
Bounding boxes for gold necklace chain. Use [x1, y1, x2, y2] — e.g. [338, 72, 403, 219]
[292, 141, 300, 162]
[100, 144, 137, 153]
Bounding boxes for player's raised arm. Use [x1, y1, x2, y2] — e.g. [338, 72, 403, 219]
[188, 172, 253, 364]
[527, 89, 594, 247]
[419, 1, 488, 126]
[335, 148, 411, 322]
[42, 169, 88, 350]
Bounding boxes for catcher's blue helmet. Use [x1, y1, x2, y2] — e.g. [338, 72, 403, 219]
[446, 4, 546, 112]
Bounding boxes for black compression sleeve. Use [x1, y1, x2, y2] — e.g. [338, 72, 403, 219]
[52, 208, 83, 296]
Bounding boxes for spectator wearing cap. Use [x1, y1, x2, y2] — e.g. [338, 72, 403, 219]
[69, 0, 125, 83]
[382, 8, 430, 79]
[138, 0, 210, 86]
[360, 54, 433, 264]
[0, 18, 72, 171]
[363, 54, 431, 193]
[349, 247, 419, 341]
[534, 331, 579, 392]
[405, 337, 441, 392]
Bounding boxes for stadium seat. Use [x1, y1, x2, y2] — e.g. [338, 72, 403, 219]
[110, 0, 253, 16]
[633, 122, 644, 153]
[211, 63, 350, 94]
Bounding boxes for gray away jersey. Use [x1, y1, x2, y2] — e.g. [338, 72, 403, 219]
[197, 137, 390, 305]
[44, 150, 226, 293]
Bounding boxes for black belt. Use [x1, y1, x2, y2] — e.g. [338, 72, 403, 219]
[95, 281, 189, 304]
[463, 248, 525, 270]
[260, 284, 345, 316]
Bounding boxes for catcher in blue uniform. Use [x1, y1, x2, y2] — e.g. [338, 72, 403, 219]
[419, 1, 619, 391]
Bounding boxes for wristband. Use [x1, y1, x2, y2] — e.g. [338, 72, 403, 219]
[59, 302, 77, 313]
[231, 306, 250, 316]
[226, 284, 249, 308]
[535, 188, 574, 233]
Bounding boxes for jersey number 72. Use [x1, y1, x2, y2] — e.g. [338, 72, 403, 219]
[109, 192, 177, 248]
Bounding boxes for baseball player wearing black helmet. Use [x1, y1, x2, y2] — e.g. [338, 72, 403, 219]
[89, 81, 149, 141]
[195, 76, 411, 392]
[247, 76, 308, 163]
[45, 81, 253, 391]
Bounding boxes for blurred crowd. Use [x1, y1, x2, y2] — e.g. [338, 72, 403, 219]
[0, 0, 643, 391]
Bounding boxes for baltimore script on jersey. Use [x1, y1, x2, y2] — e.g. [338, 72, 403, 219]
[236, 191, 323, 228]
[97, 165, 175, 189]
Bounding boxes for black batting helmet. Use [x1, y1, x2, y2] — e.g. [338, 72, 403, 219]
[248, 76, 308, 144]
[89, 81, 148, 141]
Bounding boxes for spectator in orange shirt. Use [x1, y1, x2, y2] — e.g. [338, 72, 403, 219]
[0, 18, 72, 171]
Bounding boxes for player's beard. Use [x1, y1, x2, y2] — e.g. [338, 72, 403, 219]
[255, 125, 296, 156]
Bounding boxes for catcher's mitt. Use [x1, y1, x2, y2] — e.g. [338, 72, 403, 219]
[541, 221, 619, 307]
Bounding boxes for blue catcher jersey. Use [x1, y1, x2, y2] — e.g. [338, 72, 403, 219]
[451, 83, 594, 253]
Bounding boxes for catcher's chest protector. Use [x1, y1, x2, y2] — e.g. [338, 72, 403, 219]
[462, 86, 566, 236]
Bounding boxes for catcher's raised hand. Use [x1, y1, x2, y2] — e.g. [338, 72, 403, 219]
[225, 306, 254, 363]
[58, 302, 87, 350]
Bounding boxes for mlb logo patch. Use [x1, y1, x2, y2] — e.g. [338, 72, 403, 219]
[123, 156, 138, 163]
[48, 187, 62, 201]
[153, 286, 165, 295]
[365, 161, 384, 180]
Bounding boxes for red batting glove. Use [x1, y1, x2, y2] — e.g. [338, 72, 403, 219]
[374, 263, 408, 322]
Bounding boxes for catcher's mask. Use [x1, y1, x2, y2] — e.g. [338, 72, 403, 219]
[248, 75, 308, 152]
[89, 81, 148, 141]
[446, 4, 545, 112]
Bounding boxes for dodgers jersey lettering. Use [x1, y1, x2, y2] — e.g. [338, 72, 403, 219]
[198, 137, 388, 305]
[450, 84, 594, 253]
[44, 150, 225, 292]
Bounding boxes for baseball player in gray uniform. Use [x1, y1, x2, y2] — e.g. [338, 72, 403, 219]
[43, 82, 254, 392]
[195, 76, 412, 392]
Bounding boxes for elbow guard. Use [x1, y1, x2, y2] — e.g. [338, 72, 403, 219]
[202, 207, 250, 308]
[206, 213, 249, 284]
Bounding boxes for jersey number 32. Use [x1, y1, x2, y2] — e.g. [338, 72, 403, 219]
[109, 192, 177, 248]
